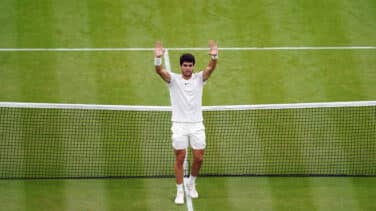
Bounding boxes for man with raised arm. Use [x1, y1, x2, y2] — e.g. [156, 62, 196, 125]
[154, 40, 218, 204]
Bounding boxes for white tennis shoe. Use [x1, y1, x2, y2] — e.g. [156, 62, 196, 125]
[187, 183, 199, 198]
[174, 189, 184, 204]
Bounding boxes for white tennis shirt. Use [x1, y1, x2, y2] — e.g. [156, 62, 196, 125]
[168, 71, 205, 122]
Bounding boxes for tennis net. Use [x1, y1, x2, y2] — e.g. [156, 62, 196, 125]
[0, 101, 375, 179]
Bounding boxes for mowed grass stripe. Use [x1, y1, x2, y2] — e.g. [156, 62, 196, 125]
[0, 0, 17, 47]
[309, 178, 360, 211]
[3, 0, 376, 48]
[0, 180, 26, 211]
[4, 49, 374, 105]
[86, 2, 142, 105]
[0, 1, 23, 101]
[1, 178, 375, 211]
[87, 0, 128, 48]
[204, 51, 288, 105]
[264, 1, 330, 103]
[195, 177, 375, 210]
[291, 1, 370, 102]
[352, 177, 376, 211]
[13, 9, 64, 211]
[63, 180, 106, 211]
[51, 0, 91, 48]
[193, 178, 233, 211]
[245, 0, 288, 103]
[353, 51, 376, 99]
[16, 0, 54, 48]
[23, 180, 66, 211]
[51, 1, 99, 104]
[335, 1, 376, 46]
[268, 178, 317, 210]
[315, 51, 369, 101]
[223, 1, 270, 47]
[226, 178, 274, 211]
[310, 0, 369, 101]
[52, 52, 100, 103]
[15, 0, 60, 102]
[0, 64, 18, 101]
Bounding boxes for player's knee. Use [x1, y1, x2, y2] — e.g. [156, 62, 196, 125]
[194, 155, 203, 164]
[176, 158, 185, 166]
[175, 152, 186, 165]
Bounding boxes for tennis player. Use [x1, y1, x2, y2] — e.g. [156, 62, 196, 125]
[154, 40, 218, 204]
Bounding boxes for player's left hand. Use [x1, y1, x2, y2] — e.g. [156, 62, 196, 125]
[208, 40, 218, 56]
[155, 41, 165, 58]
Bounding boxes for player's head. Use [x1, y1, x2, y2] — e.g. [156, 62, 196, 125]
[180, 53, 195, 65]
[180, 53, 195, 78]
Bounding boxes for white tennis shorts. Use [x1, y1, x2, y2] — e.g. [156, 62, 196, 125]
[171, 122, 206, 150]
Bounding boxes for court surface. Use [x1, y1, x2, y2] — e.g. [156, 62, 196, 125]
[1, 0, 376, 210]
[1, 177, 375, 211]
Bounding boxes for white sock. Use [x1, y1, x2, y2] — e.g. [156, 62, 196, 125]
[176, 183, 183, 191]
[189, 175, 197, 184]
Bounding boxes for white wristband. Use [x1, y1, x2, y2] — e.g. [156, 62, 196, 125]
[154, 57, 162, 66]
[211, 54, 218, 60]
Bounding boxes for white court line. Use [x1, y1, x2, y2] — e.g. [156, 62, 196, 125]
[184, 178, 194, 211]
[0, 46, 375, 52]
[170, 46, 376, 51]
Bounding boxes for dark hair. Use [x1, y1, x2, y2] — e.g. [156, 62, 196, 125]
[180, 53, 195, 65]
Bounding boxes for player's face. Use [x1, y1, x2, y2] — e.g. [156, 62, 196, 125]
[180, 62, 194, 78]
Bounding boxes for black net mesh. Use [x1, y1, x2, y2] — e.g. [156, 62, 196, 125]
[0, 103, 375, 179]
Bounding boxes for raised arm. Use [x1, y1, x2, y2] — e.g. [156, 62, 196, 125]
[203, 40, 218, 81]
[154, 41, 171, 83]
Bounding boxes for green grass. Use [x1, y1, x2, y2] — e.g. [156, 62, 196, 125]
[0, 177, 375, 211]
[1, 48, 375, 105]
[1, 0, 376, 210]
[1, 0, 376, 105]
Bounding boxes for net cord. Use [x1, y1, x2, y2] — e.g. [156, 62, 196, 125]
[1, 101, 376, 111]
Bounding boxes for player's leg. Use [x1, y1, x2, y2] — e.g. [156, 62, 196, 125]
[174, 149, 186, 185]
[191, 149, 204, 177]
[187, 123, 206, 198]
[174, 149, 186, 204]
[187, 149, 204, 198]
[171, 123, 188, 204]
